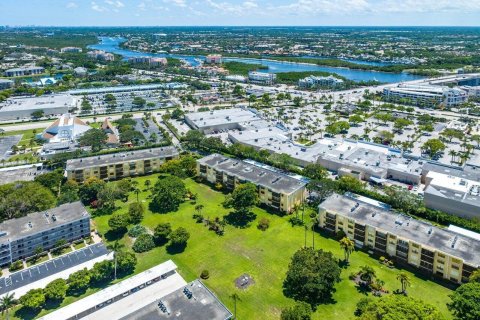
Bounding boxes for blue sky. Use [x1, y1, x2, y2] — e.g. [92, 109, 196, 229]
[1, 0, 480, 26]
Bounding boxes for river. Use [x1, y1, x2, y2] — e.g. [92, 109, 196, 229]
[88, 37, 424, 83]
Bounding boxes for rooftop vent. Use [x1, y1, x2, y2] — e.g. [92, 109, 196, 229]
[28, 221, 33, 229]
[451, 235, 458, 248]
[51, 214, 57, 222]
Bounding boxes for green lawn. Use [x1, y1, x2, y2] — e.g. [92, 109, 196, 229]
[4, 174, 454, 320]
[92, 174, 454, 320]
[26, 255, 49, 268]
[74, 241, 86, 250]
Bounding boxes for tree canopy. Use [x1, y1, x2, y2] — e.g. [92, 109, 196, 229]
[448, 282, 480, 320]
[356, 294, 445, 320]
[281, 301, 313, 320]
[224, 182, 259, 215]
[77, 128, 107, 152]
[283, 247, 341, 306]
[150, 176, 187, 213]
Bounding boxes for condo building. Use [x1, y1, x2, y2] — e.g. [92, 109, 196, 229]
[87, 50, 115, 61]
[205, 54, 223, 64]
[383, 84, 468, 107]
[298, 75, 344, 88]
[0, 202, 90, 266]
[318, 193, 479, 284]
[65, 146, 179, 183]
[60, 47, 83, 53]
[197, 154, 306, 213]
[4, 66, 45, 77]
[248, 71, 277, 85]
[0, 79, 14, 90]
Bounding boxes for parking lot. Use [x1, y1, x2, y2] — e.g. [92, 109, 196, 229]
[0, 135, 22, 160]
[0, 243, 108, 296]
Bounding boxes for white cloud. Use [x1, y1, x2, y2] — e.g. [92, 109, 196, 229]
[91, 1, 108, 12]
[66, 2, 78, 9]
[105, 0, 125, 8]
[166, 0, 188, 7]
[205, 0, 259, 15]
[272, 0, 480, 16]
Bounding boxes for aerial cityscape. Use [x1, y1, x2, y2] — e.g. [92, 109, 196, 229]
[0, 1, 479, 320]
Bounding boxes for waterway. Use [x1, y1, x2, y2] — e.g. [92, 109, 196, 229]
[88, 37, 424, 83]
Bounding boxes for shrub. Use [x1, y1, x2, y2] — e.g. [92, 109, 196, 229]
[379, 256, 385, 263]
[200, 270, 210, 279]
[9, 260, 23, 272]
[193, 213, 204, 223]
[128, 225, 147, 238]
[289, 216, 304, 226]
[257, 217, 270, 231]
[132, 233, 156, 253]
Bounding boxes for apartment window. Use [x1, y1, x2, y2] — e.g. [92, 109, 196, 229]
[451, 265, 460, 270]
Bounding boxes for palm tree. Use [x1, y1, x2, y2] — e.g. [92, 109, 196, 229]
[448, 150, 457, 163]
[230, 293, 241, 319]
[339, 237, 355, 263]
[397, 272, 411, 294]
[107, 241, 125, 280]
[0, 292, 15, 320]
[360, 265, 376, 286]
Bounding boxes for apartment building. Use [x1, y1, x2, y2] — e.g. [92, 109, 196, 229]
[248, 71, 277, 85]
[0, 79, 14, 90]
[65, 147, 179, 183]
[4, 67, 45, 77]
[197, 154, 306, 213]
[87, 50, 115, 62]
[205, 54, 223, 64]
[318, 193, 479, 284]
[60, 47, 83, 53]
[383, 84, 468, 108]
[298, 75, 344, 88]
[0, 202, 90, 266]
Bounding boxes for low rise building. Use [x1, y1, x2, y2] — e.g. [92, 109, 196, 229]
[318, 193, 479, 283]
[38, 113, 92, 143]
[60, 47, 83, 53]
[383, 84, 468, 108]
[87, 50, 115, 61]
[128, 56, 167, 67]
[298, 75, 344, 88]
[423, 170, 480, 219]
[248, 71, 276, 85]
[0, 79, 14, 90]
[0, 94, 75, 121]
[73, 67, 88, 77]
[205, 54, 223, 64]
[0, 202, 91, 266]
[225, 75, 246, 82]
[65, 146, 179, 183]
[185, 107, 263, 134]
[38, 260, 232, 320]
[4, 66, 44, 77]
[197, 154, 306, 213]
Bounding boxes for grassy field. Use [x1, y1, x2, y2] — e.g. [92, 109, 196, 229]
[4, 174, 454, 320]
[93, 174, 453, 320]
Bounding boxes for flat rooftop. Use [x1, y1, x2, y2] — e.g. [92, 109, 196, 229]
[319, 193, 480, 267]
[0, 94, 75, 112]
[66, 146, 179, 171]
[38, 260, 183, 320]
[425, 171, 480, 208]
[0, 201, 89, 242]
[186, 108, 262, 129]
[68, 83, 187, 95]
[120, 280, 232, 320]
[198, 153, 306, 194]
